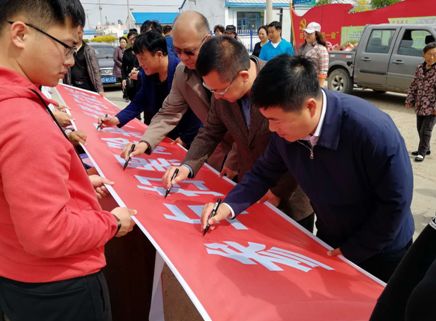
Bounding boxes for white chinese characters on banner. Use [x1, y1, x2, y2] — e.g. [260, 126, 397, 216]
[134, 175, 224, 197]
[205, 241, 334, 272]
[163, 204, 249, 230]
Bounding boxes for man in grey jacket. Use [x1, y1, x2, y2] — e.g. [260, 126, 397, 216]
[121, 11, 234, 172]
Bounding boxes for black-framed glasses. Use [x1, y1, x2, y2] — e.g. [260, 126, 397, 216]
[173, 35, 208, 57]
[202, 71, 243, 96]
[8, 21, 77, 57]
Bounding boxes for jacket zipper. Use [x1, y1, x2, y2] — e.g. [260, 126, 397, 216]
[297, 140, 315, 160]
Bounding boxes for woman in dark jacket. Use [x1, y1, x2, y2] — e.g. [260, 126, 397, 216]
[121, 30, 140, 101]
[252, 25, 268, 57]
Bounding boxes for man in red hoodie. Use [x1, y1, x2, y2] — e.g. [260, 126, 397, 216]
[0, 1, 136, 320]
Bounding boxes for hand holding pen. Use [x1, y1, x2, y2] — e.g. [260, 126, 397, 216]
[96, 114, 108, 130]
[201, 199, 234, 236]
[122, 144, 136, 170]
[164, 168, 179, 198]
[162, 166, 191, 198]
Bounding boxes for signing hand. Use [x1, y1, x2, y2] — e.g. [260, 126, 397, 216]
[162, 166, 190, 190]
[201, 202, 232, 233]
[121, 141, 148, 160]
[97, 114, 120, 128]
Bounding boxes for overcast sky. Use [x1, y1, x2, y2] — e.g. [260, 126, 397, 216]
[81, 0, 183, 28]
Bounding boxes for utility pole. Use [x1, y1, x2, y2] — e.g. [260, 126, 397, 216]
[126, 0, 134, 29]
[98, 0, 103, 26]
[266, 0, 273, 24]
[289, 0, 294, 44]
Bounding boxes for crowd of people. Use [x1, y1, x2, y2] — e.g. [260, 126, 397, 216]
[0, 0, 435, 320]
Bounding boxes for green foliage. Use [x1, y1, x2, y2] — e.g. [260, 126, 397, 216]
[353, 0, 371, 12]
[90, 35, 117, 43]
[370, 0, 401, 9]
[315, 0, 332, 6]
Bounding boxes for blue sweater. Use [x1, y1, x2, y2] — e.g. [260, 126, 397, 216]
[116, 53, 201, 145]
[259, 38, 294, 61]
[225, 90, 414, 264]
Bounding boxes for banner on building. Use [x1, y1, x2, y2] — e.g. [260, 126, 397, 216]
[56, 84, 383, 321]
[292, 0, 436, 48]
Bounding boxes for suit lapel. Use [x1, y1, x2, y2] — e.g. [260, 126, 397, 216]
[248, 107, 265, 144]
[185, 69, 210, 107]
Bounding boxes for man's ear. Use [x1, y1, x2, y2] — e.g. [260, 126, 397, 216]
[240, 70, 250, 82]
[306, 98, 318, 117]
[9, 21, 28, 49]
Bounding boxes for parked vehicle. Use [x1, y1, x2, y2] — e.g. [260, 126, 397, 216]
[88, 42, 119, 87]
[328, 24, 436, 94]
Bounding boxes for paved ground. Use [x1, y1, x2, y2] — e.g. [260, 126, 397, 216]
[104, 87, 436, 237]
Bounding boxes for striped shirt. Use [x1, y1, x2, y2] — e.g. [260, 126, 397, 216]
[300, 42, 329, 78]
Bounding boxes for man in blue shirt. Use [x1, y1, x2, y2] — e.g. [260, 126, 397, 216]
[200, 55, 414, 282]
[259, 21, 294, 61]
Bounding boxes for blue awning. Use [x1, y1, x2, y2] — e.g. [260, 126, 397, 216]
[225, 0, 290, 8]
[131, 12, 178, 25]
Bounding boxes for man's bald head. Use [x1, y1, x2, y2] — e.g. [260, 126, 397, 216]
[173, 11, 209, 39]
[172, 11, 210, 69]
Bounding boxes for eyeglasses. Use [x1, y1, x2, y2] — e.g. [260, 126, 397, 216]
[173, 35, 208, 57]
[203, 71, 242, 96]
[8, 21, 77, 57]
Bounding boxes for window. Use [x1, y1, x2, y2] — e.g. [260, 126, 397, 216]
[366, 29, 395, 54]
[237, 12, 264, 32]
[398, 29, 434, 57]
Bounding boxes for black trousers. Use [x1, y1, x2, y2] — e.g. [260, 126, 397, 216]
[0, 271, 111, 321]
[370, 222, 436, 321]
[417, 115, 436, 155]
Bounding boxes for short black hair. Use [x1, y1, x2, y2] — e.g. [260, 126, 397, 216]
[257, 25, 267, 35]
[0, 0, 85, 29]
[251, 55, 321, 112]
[133, 30, 168, 56]
[196, 36, 250, 82]
[127, 29, 138, 40]
[119, 36, 127, 42]
[268, 21, 282, 31]
[214, 24, 224, 33]
[140, 20, 163, 34]
[423, 41, 436, 54]
[162, 25, 172, 35]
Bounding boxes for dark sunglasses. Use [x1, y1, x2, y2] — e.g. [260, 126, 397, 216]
[173, 35, 208, 57]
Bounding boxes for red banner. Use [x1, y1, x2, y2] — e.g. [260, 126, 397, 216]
[292, 0, 436, 48]
[56, 84, 383, 321]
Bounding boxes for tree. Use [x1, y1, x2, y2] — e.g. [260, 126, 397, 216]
[354, 0, 371, 12]
[370, 0, 401, 9]
[315, 0, 332, 6]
